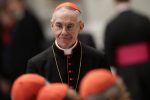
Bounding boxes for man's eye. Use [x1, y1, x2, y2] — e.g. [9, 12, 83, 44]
[56, 24, 62, 28]
[67, 25, 73, 29]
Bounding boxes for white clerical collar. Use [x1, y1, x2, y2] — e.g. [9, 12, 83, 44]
[55, 40, 78, 55]
[116, 2, 130, 13]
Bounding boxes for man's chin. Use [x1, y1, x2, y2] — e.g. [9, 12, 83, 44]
[63, 44, 72, 49]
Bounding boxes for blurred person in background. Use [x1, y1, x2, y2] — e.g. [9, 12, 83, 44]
[0, 2, 15, 100]
[104, 0, 150, 99]
[27, 2, 110, 91]
[1, 0, 45, 99]
[6, 0, 45, 82]
[37, 83, 80, 100]
[79, 69, 130, 100]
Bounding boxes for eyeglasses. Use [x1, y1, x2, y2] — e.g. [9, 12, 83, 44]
[54, 22, 78, 32]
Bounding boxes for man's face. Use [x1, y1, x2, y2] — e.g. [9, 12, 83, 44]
[51, 8, 84, 49]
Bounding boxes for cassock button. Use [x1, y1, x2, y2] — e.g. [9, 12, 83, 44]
[68, 56, 71, 59]
[68, 70, 73, 73]
[68, 63, 72, 66]
[69, 78, 74, 81]
[69, 70, 71, 73]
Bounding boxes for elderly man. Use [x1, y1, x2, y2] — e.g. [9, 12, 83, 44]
[26, 2, 110, 91]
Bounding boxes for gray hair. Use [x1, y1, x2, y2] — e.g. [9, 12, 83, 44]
[51, 7, 82, 22]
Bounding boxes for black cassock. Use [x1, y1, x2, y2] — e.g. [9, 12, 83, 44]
[27, 41, 110, 91]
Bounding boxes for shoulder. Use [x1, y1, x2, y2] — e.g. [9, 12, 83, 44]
[26, 47, 53, 73]
[81, 42, 104, 57]
[28, 47, 52, 63]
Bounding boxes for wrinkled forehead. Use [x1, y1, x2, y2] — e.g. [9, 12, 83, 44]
[54, 7, 79, 17]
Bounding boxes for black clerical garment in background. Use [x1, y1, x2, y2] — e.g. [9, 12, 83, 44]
[27, 41, 110, 90]
[104, 10, 150, 100]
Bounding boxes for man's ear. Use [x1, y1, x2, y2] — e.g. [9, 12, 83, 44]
[79, 21, 84, 32]
[50, 21, 54, 32]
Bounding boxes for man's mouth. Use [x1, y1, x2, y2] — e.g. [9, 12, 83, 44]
[61, 36, 72, 40]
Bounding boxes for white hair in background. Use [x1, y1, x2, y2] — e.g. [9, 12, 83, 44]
[51, 7, 82, 22]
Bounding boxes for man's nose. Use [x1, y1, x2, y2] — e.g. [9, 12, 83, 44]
[61, 27, 68, 35]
